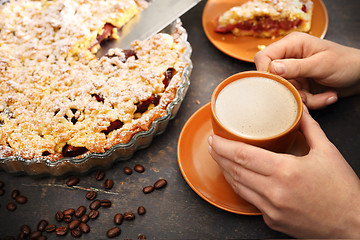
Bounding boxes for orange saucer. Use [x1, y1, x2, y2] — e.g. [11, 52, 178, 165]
[177, 103, 261, 215]
[202, 0, 329, 62]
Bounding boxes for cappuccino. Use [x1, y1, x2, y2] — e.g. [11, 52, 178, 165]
[215, 77, 298, 139]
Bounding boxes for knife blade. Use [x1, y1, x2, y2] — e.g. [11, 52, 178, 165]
[97, 0, 202, 57]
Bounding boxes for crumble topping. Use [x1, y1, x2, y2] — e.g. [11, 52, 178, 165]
[0, 0, 189, 160]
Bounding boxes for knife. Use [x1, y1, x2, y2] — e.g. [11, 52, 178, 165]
[97, 0, 202, 57]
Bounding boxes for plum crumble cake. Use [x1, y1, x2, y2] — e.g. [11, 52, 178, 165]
[215, 0, 314, 38]
[0, 0, 189, 161]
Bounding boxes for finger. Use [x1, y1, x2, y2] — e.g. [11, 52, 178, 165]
[299, 109, 330, 149]
[221, 171, 267, 212]
[300, 90, 338, 109]
[209, 135, 281, 176]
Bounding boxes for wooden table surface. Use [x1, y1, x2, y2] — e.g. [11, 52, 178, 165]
[1, 0, 360, 239]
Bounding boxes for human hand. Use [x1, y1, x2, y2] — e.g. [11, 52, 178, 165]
[254, 32, 360, 109]
[208, 109, 360, 238]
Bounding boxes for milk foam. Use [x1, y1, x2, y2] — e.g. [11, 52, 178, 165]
[215, 77, 298, 139]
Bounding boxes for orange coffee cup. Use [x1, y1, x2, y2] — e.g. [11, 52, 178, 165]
[210, 71, 303, 153]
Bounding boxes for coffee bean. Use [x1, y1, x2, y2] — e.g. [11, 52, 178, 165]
[102, 179, 114, 189]
[29, 231, 41, 239]
[45, 224, 56, 233]
[100, 199, 112, 208]
[71, 229, 82, 238]
[20, 224, 31, 236]
[154, 179, 167, 189]
[80, 214, 90, 223]
[79, 222, 90, 233]
[55, 210, 64, 222]
[89, 199, 101, 210]
[0, 188, 5, 196]
[66, 176, 80, 187]
[55, 226, 68, 236]
[37, 236, 47, 240]
[75, 206, 86, 218]
[0, 180, 4, 188]
[142, 186, 154, 194]
[123, 212, 135, 221]
[63, 208, 75, 215]
[6, 202, 16, 211]
[63, 214, 72, 223]
[114, 213, 123, 225]
[107, 227, 121, 238]
[88, 210, 99, 220]
[85, 190, 97, 200]
[37, 219, 48, 232]
[134, 164, 145, 173]
[138, 234, 147, 239]
[68, 219, 80, 230]
[11, 189, 20, 199]
[123, 167, 132, 175]
[138, 206, 146, 215]
[15, 195, 27, 204]
[95, 170, 105, 181]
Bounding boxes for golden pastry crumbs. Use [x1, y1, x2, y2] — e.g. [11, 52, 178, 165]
[0, 0, 189, 161]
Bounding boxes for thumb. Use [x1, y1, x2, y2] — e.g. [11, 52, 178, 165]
[299, 107, 330, 149]
[269, 57, 320, 80]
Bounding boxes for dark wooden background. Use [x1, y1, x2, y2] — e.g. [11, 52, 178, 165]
[1, 0, 360, 239]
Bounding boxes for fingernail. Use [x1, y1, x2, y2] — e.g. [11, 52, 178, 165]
[326, 96, 337, 105]
[208, 135, 213, 146]
[272, 61, 286, 75]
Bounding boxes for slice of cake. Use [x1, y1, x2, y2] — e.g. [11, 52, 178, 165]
[215, 0, 314, 38]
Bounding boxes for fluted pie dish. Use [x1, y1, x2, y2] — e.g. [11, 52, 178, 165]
[0, 0, 192, 176]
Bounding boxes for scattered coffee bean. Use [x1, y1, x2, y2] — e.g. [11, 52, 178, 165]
[102, 179, 114, 189]
[142, 186, 154, 194]
[45, 224, 56, 233]
[89, 199, 101, 210]
[63, 214, 72, 223]
[123, 211, 135, 221]
[71, 229, 82, 238]
[123, 167, 132, 175]
[100, 199, 112, 208]
[85, 190, 97, 200]
[80, 214, 90, 223]
[107, 227, 121, 238]
[114, 213, 123, 225]
[55, 210, 64, 222]
[154, 179, 167, 189]
[75, 205, 86, 218]
[37, 219, 49, 232]
[37, 236, 47, 240]
[134, 164, 145, 173]
[20, 224, 31, 236]
[68, 219, 81, 230]
[55, 226, 68, 236]
[79, 222, 90, 233]
[7, 202, 16, 211]
[11, 189, 20, 199]
[0, 180, 4, 188]
[15, 195, 28, 204]
[138, 206, 146, 215]
[0, 188, 5, 196]
[95, 170, 105, 181]
[66, 176, 80, 187]
[88, 210, 99, 220]
[29, 230, 41, 239]
[138, 234, 147, 239]
[63, 208, 75, 215]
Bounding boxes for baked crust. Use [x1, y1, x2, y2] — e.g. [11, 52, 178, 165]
[0, 0, 189, 161]
[215, 0, 314, 37]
